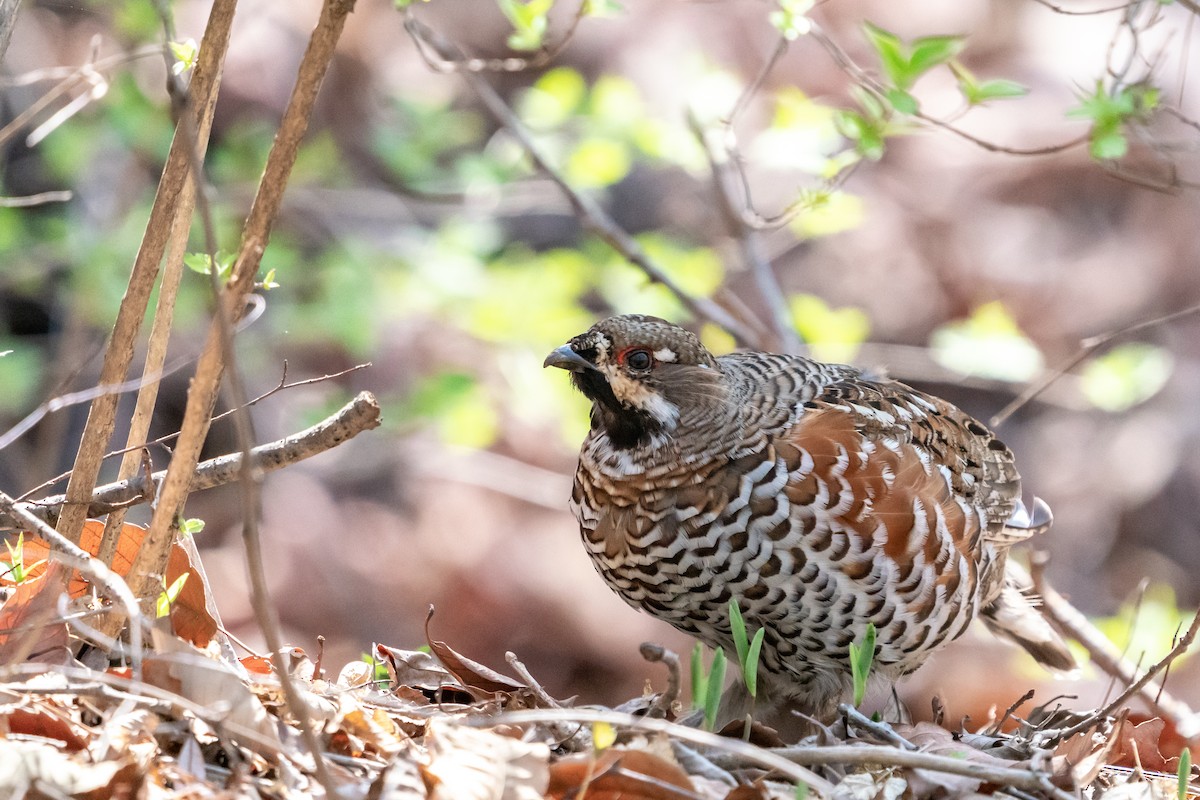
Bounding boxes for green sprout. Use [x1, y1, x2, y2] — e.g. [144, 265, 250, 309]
[849, 622, 877, 707]
[729, 599, 767, 699]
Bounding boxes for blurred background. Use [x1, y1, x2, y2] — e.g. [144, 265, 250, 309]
[2, 0, 1199, 725]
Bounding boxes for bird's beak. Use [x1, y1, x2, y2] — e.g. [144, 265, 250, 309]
[543, 345, 597, 372]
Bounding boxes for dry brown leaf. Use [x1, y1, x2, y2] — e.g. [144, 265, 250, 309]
[369, 748, 428, 800]
[0, 739, 142, 798]
[1, 699, 89, 751]
[0, 560, 69, 660]
[1112, 718, 1172, 772]
[422, 717, 549, 800]
[144, 628, 280, 746]
[1054, 727, 1123, 788]
[423, 609, 527, 697]
[894, 722, 1029, 796]
[2, 520, 218, 647]
[547, 748, 697, 800]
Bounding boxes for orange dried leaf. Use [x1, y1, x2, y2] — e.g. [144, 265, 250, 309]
[548, 749, 695, 800]
[423, 608, 526, 697]
[0, 560, 69, 659]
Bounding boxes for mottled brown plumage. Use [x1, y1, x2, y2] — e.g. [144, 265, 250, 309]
[545, 315, 1073, 720]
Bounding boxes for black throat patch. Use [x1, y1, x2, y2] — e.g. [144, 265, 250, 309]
[571, 370, 662, 450]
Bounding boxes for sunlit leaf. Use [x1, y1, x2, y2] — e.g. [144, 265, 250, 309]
[592, 721, 616, 751]
[520, 67, 587, 129]
[930, 301, 1043, 381]
[1093, 584, 1192, 667]
[789, 294, 870, 363]
[589, 75, 644, 129]
[788, 190, 864, 239]
[565, 137, 631, 187]
[700, 323, 737, 355]
[1080, 343, 1172, 412]
[770, 0, 815, 39]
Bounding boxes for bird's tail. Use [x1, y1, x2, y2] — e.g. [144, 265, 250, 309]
[981, 561, 1077, 673]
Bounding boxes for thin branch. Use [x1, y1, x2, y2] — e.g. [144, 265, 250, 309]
[17, 362, 369, 502]
[639, 643, 682, 719]
[692, 113, 800, 353]
[1051, 607, 1200, 742]
[991, 299, 1200, 426]
[51, 0, 238, 547]
[809, 25, 1090, 157]
[402, 13, 758, 348]
[0, 191, 73, 207]
[1030, 556, 1200, 743]
[477, 707, 837, 796]
[407, 0, 588, 73]
[9, 391, 382, 529]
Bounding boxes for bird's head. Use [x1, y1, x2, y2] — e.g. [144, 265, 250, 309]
[544, 315, 724, 448]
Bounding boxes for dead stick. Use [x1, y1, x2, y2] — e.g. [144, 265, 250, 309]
[52, 0, 236, 546]
[13, 392, 380, 528]
[1032, 556, 1200, 742]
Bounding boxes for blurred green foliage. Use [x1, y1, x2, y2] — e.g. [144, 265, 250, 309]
[930, 301, 1044, 382]
[0, 0, 1179, 462]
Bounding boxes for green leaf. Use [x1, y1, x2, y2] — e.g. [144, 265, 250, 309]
[795, 782, 810, 800]
[691, 643, 708, 710]
[179, 518, 206, 536]
[885, 88, 918, 115]
[156, 573, 189, 619]
[835, 111, 885, 161]
[862, 22, 909, 88]
[848, 623, 877, 707]
[729, 599, 750, 673]
[497, 0, 554, 51]
[168, 39, 198, 76]
[1090, 127, 1128, 160]
[1080, 343, 1172, 412]
[704, 648, 726, 731]
[970, 79, 1028, 103]
[1178, 747, 1191, 800]
[789, 294, 870, 363]
[564, 137, 631, 188]
[520, 67, 587, 128]
[745, 627, 765, 699]
[583, 0, 624, 16]
[907, 34, 964, 76]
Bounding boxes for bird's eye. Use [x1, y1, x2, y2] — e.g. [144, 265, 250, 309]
[624, 349, 653, 371]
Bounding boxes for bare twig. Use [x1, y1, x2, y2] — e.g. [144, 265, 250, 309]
[16, 362, 368, 502]
[692, 113, 800, 353]
[476, 707, 836, 796]
[0, 191, 73, 207]
[52, 0, 237, 547]
[407, 0, 588, 73]
[991, 299, 1200, 426]
[639, 643, 682, 719]
[1052, 606, 1200, 742]
[1030, 556, 1200, 743]
[402, 13, 758, 348]
[13, 391, 382, 528]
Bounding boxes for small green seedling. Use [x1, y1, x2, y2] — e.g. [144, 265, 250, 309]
[729, 599, 767, 698]
[1178, 747, 1192, 800]
[849, 622, 877, 708]
[703, 648, 726, 732]
[156, 573, 189, 619]
[691, 642, 707, 711]
[795, 781, 810, 800]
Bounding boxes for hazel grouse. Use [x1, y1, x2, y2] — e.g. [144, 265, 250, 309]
[545, 314, 1073, 720]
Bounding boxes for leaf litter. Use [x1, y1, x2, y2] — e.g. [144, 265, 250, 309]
[0, 523, 1198, 799]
